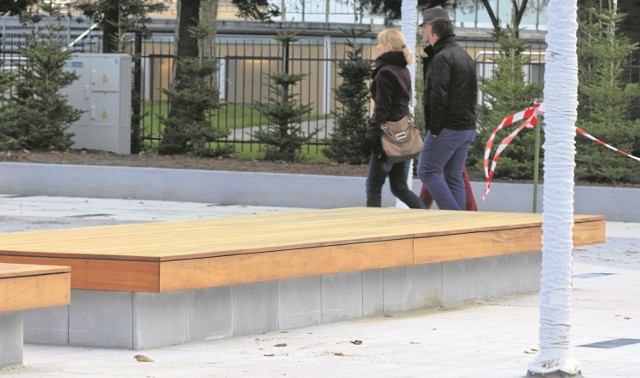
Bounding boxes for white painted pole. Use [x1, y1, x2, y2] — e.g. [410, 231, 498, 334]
[323, 35, 331, 115]
[528, 0, 581, 375]
[398, 0, 418, 209]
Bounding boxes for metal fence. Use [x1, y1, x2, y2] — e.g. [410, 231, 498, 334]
[3, 31, 640, 156]
[125, 35, 379, 155]
[126, 36, 552, 155]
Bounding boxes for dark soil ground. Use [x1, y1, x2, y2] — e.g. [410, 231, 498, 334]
[3, 149, 635, 187]
[0, 149, 372, 177]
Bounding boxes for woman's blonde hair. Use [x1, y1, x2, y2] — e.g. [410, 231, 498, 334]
[377, 28, 415, 65]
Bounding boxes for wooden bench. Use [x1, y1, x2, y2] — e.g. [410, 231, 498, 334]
[0, 263, 70, 368]
[0, 208, 605, 349]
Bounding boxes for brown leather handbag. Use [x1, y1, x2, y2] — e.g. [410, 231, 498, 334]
[380, 116, 423, 163]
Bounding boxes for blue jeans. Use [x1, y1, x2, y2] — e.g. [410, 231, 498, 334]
[366, 153, 426, 209]
[417, 129, 477, 210]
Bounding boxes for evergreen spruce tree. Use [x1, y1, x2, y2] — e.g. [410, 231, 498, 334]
[323, 29, 372, 165]
[0, 4, 81, 151]
[468, 26, 543, 179]
[158, 23, 230, 157]
[577, 4, 640, 124]
[254, 30, 313, 162]
[0, 55, 16, 107]
[576, 3, 640, 184]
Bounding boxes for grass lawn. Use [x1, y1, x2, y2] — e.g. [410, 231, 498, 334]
[141, 101, 331, 141]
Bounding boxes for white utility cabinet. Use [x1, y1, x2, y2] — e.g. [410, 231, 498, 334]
[63, 54, 132, 154]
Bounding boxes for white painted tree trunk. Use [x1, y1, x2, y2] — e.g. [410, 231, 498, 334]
[528, 0, 581, 375]
[200, 0, 219, 59]
[400, 1, 417, 109]
[398, 0, 418, 208]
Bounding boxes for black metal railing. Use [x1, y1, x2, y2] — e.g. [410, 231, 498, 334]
[3, 26, 640, 156]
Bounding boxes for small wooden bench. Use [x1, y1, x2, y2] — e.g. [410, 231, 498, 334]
[0, 208, 605, 349]
[0, 263, 70, 369]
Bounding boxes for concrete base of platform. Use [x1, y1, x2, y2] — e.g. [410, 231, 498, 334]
[0, 311, 23, 368]
[24, 252, 540, 349]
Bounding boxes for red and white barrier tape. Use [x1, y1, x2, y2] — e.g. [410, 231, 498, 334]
[483, 114, 538, 200]
[483, 103, 541, 179]
[576, 127, 640, 163]
[482, 103, 639, 200]
[482, 103, 541, 200]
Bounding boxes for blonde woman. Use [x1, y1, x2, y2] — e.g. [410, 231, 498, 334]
[365, 28, 425, 208]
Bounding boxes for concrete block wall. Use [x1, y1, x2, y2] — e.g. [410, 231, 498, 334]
[0, 162, 637, 221]
[0, 311, 23, 368]
[23, 252, 541, 349]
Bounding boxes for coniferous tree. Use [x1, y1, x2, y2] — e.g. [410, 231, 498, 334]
[254, 30, 313, 162]
[0, 0, 35, 15]
[158, 23, 230, 156]
[231, 0, 280, 21]
[577, 4, 639, 124]
[323, 29, 372, 165]
[617, 0, 640, 120]
[576, 3, 640, 184]
[0, 53, 16, 105]
[0, 5, 81, 151]
[468, 26, 543, 179]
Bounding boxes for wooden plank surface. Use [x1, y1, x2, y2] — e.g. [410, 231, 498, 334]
[0, 263, 71, 312]
[0, 263, 70, 278]
[0, 208, 605, 261]
[0, 208, 606, 293]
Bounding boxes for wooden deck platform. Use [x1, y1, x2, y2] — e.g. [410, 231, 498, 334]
[0, 263, 70, 312]
[0, 208, 605, 293]
[1, 263, 71, 367]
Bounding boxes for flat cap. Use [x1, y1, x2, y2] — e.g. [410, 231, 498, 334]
[420, 6, 451, 26]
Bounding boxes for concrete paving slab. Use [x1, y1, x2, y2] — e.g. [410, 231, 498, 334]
[0, 195, 638, 377]
[0, 194, 305, 232]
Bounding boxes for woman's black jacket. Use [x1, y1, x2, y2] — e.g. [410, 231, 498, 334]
[365, 51, 411, 146]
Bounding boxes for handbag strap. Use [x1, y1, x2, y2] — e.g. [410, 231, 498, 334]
[381, 115, 415, 133]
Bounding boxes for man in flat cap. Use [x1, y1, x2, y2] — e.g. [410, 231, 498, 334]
[420, 6, 450, 25]
[417, 7, 478, 211]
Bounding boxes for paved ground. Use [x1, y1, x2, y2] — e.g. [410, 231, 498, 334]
[0, 195, 638, 378]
